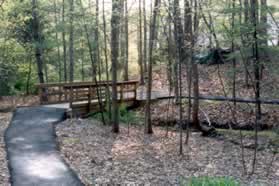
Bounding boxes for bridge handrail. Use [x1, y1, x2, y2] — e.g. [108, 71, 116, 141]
[36, 80, 139, 106]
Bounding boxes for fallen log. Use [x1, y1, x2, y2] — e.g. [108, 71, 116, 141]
[155, 95, 279, 105]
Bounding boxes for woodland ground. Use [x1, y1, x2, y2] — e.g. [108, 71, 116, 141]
[0, 113, 11, 186]
[143, 64, 279, 130]
[56, 119, 279, 186]
[0, 63, 278, 185]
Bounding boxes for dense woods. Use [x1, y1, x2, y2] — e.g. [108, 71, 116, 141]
[0, 0, 279, 185]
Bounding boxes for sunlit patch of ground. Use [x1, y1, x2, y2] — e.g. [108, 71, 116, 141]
[56, 119, 279, 186]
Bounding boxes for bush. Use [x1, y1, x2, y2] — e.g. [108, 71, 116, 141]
[180, 176, 240, 186]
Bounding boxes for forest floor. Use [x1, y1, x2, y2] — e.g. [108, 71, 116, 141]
[0, 112, 11, 186]
[56, 119, 279, 186]
[143, 64, 279, 130]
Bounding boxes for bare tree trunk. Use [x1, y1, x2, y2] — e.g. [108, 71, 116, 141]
[185, 0, 192, 144]
[81, 37, 85, 81]
[111, 0, 121, 133]
[25, 54, 32, 95]
[69, 0, 74, 82]
[260, 0, 268, 46]
[192, 0, 200, 130]
[138, 0, 144, 85]
[32, 0, 47, 102]
[96, 0, 102, 81]
[32, 0, 45, 85]
[232, 0, 236, 106]
[103, 0, 112, 121]
[123, 0, 129, 81]
[54, 0, 62, 82]
[44, 62, 49, 83]
[260, 0, 267, 79]
[145, 0, 161, 134]
[120, 0, 125, 79]
[251, 0, 261, 174]
[173, 0, 185, 105]
[173, 0, 185, 155]
[143, 0, 148, 73]
[62, 0, 67, 82]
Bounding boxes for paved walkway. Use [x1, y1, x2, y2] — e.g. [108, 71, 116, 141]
[5, 106, 84, 186]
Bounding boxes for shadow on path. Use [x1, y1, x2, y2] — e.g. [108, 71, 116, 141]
[4, 106, 84, 186]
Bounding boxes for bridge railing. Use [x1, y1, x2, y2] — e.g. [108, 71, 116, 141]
[36, 80, 139, 106]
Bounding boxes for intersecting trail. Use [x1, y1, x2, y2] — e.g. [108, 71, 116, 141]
[4, 106, 84, 186]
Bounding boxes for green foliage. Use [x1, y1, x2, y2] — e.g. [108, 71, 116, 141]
[180, 177, 241, 186]
[91, 103, 143, 125]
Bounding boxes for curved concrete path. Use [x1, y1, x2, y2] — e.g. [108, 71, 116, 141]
[5, 106, 84, 186]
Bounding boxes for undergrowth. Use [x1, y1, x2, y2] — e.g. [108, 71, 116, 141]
[180, 176, 240, 186]
[90, 103, 143, 125]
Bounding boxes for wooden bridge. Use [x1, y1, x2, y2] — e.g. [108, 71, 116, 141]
[37, 80, 279, 117]
[36, 80, 139, 116]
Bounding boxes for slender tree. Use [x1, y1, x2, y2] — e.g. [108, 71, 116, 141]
[123, 0, 129, 81]
[54, 0, 62, 82]
[143, 0, 148, 73]
[69, 0, 74, 82]
[31, 0, 45, 85]
[145, 0, 161, 134]
[251, 0, 261, 174]
[111, 0, 121, 133]
[138, 0, 144, 85]
[62, 0, 67, 82]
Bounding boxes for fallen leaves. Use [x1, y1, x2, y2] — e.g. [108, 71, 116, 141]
[56, 119, 279, 186]
[0, 113, 12, 186]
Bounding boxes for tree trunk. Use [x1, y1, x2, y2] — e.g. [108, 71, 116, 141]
[25, 54, 32, 95]
[32, 0, 47, 102]
[95, 0, 101, 81]
[232, 0, 236, 106]
[69, 0, 74, 82]
[31, 0, 45, 85]
[145, 0, 161, 134]
[103, 0, 112, 121]
[192, 0, 201, 129]
[123, 0, 129, 81]
[62, 0, 67, 82]
[143, 0, 148, 73]
[251, 0, 261, 174]
[138, 0, 144, 85]
[54, 0, 62, 82]
[184, 0, 192, 144]
[111, 0, 121, 133]
[173, 0, 185, 104]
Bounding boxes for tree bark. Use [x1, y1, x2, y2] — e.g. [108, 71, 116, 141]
[54, 0, 62, 82]
[138, 0, 144, 85]
[145, 0, 161, 134]
[32, 0, 46, 101]
[111, 0, 121, 133]
[143, 0, 148, 73]
[251, 0, 261, 174]
[62, 0, 67, 82]
[69, 0, 74, 82]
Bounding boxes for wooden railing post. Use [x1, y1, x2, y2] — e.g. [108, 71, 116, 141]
[70, 85, 73, 109]
[88, 86, 92, 112]
[59, 86, 62, 102]
[38, 86, 43, 104]
[134, 83, 137, 100]
[120, 84, 123, 101]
